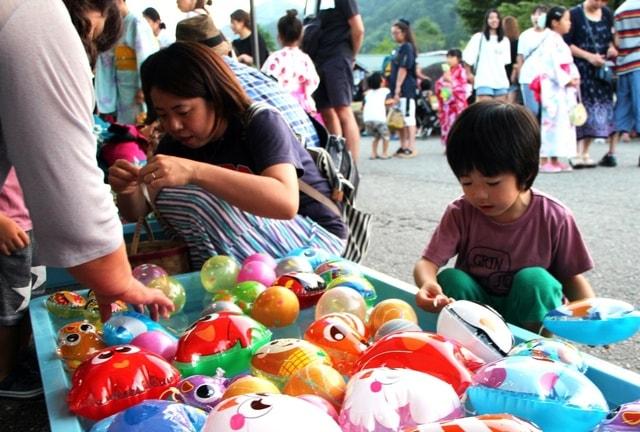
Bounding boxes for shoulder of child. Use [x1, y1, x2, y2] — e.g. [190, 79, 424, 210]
[532, 189, 575, 219]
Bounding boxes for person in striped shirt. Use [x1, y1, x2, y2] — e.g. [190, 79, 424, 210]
[613, 0, 640, 166]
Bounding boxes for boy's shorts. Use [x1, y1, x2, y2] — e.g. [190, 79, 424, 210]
[365, 121, 390, 140]
[0, 231, 45, 326]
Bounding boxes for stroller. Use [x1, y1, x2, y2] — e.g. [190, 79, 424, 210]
[415, 78, 440, 139]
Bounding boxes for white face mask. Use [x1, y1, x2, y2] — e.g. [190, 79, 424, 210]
[536, 13, 547, 29]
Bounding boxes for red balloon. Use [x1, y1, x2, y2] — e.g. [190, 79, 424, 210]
[67, 345, 180, 420]
[273, 272, 327, 308]
[353, 331, 484, 395]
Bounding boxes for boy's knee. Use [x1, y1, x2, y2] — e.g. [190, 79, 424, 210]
[508, 267, 563, 322]
[513, 267, 560, 291]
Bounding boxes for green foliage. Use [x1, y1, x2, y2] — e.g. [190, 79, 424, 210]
[258, 24, 277, 52]
[371, 36, 397, 54]
[414, 17, 446, 51]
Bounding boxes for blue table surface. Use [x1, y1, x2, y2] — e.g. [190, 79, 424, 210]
[31, 266, 640, 432]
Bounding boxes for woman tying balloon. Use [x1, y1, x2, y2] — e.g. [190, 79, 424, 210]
[109, 42, 347, 269]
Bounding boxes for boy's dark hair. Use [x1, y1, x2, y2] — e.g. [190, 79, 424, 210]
[278, 9, 302, 44]
[446, 101, 540, 190]
[533, 4, 549, 14]
[230, 9, 251, 28]
[546, 6, 567, 29]
[367, 72, 383, 90]
[446, 49, 462, 60]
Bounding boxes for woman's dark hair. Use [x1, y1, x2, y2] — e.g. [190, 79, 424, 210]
[62, 0, 122, 67]
[546, 6, 567, 29]
[140, 42, 252, 129]
[367, 72, 383, 90]
[446, 101, 540, 190]
[446, 49, 462, 61]
[143, 7, 166, 30]
[392, 19, 418, 55]
[278, 9, 302, 45]
[230, 9, 251, 28]
[482, 8, 504, 42]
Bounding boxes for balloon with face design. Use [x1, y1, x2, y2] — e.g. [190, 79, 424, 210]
[401, 414, 542, 431]
[339, 367, 463, 431]
[89, 400, 207, 432]
[304, 315, 368, 375]
[173, 312, 272, 377]
[250, 338, 332, 389]
[46, 290, 86, 318]
[57, 321, 106, 370]
[67, 345, 181, 420]
[203, 393, 342, 432]
[171, 370, 230, 412]
[595, 400, 640, 431]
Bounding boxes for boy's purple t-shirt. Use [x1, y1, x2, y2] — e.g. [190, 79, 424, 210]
[422, 189, 593, 295]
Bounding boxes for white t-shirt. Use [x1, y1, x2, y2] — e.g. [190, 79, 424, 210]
[463, 33, 511, 89]
[518, 27, 548, 84]
[362, 88, 390, 123]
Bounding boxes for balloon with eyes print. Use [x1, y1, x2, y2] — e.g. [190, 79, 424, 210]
[595, 400, 640, 432]
[339, 367, 463, 432]
[167, 369, 230, 412]
[173, 311, 272, 377]
[57, 321, 106, 370]
[203, 393, 342, 432]
[400, 413, 542, 431]
[67, 345, 180, 420]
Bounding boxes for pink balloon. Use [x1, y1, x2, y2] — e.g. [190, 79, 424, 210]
[131, 331, 177, 361]
[243, 253, 277, 270]
[237, 260, 276, 287]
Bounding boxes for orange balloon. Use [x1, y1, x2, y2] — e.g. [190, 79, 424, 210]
[251, 286, 300, 327]
[368, 299, 418, 336]
[283, 363, 346, 410]
[221, 375, 280, 400]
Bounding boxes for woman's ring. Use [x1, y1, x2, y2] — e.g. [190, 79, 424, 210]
[151, 172, 157, 181]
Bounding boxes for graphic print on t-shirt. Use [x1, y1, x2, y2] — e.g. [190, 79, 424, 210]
[465, 246, 513, 296]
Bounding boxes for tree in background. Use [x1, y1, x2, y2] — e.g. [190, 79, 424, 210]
[414, 17, 447, 51]
[258, 24, 277, 52]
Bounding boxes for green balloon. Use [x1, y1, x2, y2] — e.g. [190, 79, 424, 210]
[201, 255, 240, 293]
[148, 275, 186, 314]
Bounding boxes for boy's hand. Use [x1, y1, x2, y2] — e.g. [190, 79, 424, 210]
[416, 282, 453, 313]
[0, 216, 29, 255]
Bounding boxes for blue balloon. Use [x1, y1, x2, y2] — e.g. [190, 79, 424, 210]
[90, 400, 207, 432]
[544, 298, 640, 345]
[103, 311, 175, 346]
[285, 247, 332, 269]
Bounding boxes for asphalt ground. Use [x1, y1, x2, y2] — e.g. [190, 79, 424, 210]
[3, 135, 639, 432]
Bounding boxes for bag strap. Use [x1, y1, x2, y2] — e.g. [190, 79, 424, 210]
[298, 180, 342, 217]
[129, 216, 155, 255]
[473, 34, 483, 73]
[524, 33, 548, 62]
[581, 6, 601, 51]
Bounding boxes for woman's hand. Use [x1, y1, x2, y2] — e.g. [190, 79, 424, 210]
[108, 160, 141, 195]
[415, 281, 454, 313]
[589, 53, 606, 67]
[95, 277, 175, 322]
[607, 45, 618, 59]
[569, 77, 581, 88]
[0, 215, 29, 256]
[140, 155, 198, 189]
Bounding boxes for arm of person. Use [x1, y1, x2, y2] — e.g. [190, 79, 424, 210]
[515, 53, 524, 82]
[560, 274, 595, 302]
[348, 14, 365, 57]
[570, 44, 605, 66]
[0, 1, 172, 321]
[140, 156, 299, 219]
[414, 258, 453, 313]
[108, 160, 151, 222]
[394, 67, 408, 101]
[0, 213, 29, 256]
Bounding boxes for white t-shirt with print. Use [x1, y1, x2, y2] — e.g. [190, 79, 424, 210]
[463, 33, 511, 90]
[518, 27, 548, 84]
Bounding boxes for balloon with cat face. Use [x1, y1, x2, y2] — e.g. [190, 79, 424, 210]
[203, 393, 342, 432]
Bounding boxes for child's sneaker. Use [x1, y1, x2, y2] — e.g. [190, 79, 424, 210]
[539, 162, 561, 173]
[0, 365, 43, 399]
[598, 153, 617, 167]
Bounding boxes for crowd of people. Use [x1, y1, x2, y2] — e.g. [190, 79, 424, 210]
[0, 0, 637, 406]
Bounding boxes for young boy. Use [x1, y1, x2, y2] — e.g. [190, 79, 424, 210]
[0, 168, 44, 398]
[362, 72, 392, 159]
[414, 101, 595, 332]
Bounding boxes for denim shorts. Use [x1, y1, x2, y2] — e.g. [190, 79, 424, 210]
[476, 86, 510, 97]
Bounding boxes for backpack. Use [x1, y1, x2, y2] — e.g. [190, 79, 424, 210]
[301, 14, 323, 58]
[243, 103, 372, 263]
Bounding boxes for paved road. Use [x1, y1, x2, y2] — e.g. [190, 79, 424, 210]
[3, 135, 639, 432]
[357, 134, 640, 372]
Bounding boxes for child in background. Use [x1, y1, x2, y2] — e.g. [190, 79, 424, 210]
[0, 169, 44, 399]
[362, 72, 392, 159]
[414, 102, 595, 332]
[435, 49, 468, 147]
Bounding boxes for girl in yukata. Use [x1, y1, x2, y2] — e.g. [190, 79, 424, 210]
[435, 49, 468, 148]
[532, 7, 581, 173]
[261, 10, 320, 121]
[95, 0, 159, 124]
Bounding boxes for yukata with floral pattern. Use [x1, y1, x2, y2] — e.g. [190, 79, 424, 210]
[531, 29, 580, 159]
[435, 64, 468, 146]
[95, 12, 158, 124]
[261, 47, 320, 116]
